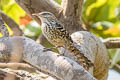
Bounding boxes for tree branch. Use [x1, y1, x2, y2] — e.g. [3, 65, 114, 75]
[103, 37, 120, 49]
[0, 36, 96, 80]
[15, 0, 62, 25]
[62, 0, 83, 17]
[0, 15, 9, 37]
[0, 63, 35, 72]
[0, 10, 23, 36]
[61, 0, 84, 30]
[0, 68, 16, 80]
[0, 68, 58, 80]
[112, 64, 120, 72]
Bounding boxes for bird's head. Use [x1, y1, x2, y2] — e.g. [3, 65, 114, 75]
[32, 11, 57, 23]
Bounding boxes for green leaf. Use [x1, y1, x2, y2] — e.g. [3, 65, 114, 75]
[23, 21, 41, 37]
[54, 0, 61, 4]
[111, 49, 120, 67]
[108, 49, 117, 59]
[92, 21, 113, 30]
[2, 3, 25, 24]
[82, 0, 120, 23]
[82, 0, 97, 22]
[115, 6, 120, 21]
[0, 0, 11, 9]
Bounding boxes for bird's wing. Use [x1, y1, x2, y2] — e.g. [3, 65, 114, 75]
[55, 22, 73, 42]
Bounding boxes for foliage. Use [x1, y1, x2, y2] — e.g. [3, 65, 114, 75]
[82, 0, 120, 38]
[22, 21, 41, 37]
[109, 49, 120, 67]
[0, 0, 36, 37]
[0, 0, 25, 23]
[54, 0, 61, 4]
[82, 0, 120, 67]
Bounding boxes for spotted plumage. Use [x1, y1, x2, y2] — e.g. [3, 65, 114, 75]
[32, 12, 93, 70]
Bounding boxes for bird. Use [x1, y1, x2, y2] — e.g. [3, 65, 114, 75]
[32, 12, 93, 70]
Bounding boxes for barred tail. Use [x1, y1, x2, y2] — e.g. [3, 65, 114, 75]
[67, 43, 93, 70]
[0, 17, 9, 37]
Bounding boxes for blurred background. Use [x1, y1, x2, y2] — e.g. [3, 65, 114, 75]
[0, 0, 120, 79]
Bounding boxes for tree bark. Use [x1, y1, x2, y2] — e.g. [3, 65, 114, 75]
[0, 36, 97, 80]
[103, 37, 120, 49]
[0, 31, 109, 80]
[61, 0, 84, 32]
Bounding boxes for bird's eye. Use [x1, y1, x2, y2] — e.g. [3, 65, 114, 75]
[43, 13, 49, 15]
[51, 20, 54, 22]
[50, 20, 55, 24]
[51, 20, 55, 23]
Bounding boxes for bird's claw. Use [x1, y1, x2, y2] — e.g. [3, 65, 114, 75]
[43, 48, 53, 52]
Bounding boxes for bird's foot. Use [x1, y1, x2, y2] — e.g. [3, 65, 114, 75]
[43, 46, 62, 52]
[43, 48, 53, 52]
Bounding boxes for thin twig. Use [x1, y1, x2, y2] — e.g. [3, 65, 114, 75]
[103, 37, 120, 49]
[112, 64, 120, 72]
[0, 63, 36, 72]
[0, 15, 9, 37]
[0, 10, 23, 36]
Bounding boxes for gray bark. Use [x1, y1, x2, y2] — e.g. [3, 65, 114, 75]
[0, 31, 109, 80]
[103, 37, 120, 49]
[0, 36, 96, 80]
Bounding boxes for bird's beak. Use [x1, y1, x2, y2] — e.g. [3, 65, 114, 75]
[32, 13, 42, 17]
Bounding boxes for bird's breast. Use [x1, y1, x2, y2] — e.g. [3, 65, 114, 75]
[41, 23, 66, 47]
